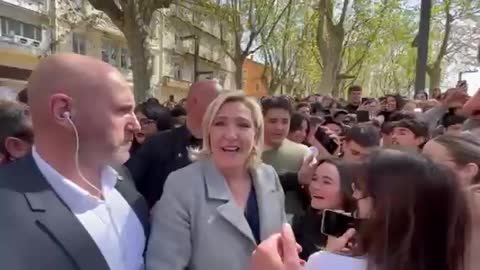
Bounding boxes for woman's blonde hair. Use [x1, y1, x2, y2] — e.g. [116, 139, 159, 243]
[190, 91, 264, 168]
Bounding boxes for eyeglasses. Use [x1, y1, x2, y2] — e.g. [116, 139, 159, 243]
[139, 118, 155, 127]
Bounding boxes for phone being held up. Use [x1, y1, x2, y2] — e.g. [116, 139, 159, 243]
[314, 128, 338, 155]
[321, 209, 358, 238]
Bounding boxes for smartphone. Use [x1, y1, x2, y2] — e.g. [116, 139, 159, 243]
[315, 128, 338, 154]
[361, 97, 370, 104]
[356, 111, 370, 123]
[321, 209, 357, 238]
[309, 116, 325, 127]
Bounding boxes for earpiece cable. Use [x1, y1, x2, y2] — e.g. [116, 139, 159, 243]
[66, 116, 103, 197]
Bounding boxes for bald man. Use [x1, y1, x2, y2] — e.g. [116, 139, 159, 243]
[0, 54, 149, 270]
[126, 80, 220, 207]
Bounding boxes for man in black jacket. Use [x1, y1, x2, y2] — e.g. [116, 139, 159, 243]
[126, 80, 221, 207]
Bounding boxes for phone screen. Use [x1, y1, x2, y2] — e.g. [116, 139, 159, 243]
[321, 210, 357, 238]
[356, 111, 370, 123]
[315, 128, 338, 154]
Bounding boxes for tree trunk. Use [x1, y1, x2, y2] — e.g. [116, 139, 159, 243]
[427, 64, 442, 91]
[234, 56, 246, 90]
[318, 47, 342, 96]
[316, 0, 345, 97]
[123, 9, 152, 103]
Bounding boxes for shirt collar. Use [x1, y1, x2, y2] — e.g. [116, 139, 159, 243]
[31, 146, 119, 208]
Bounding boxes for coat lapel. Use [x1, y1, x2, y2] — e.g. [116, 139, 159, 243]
[113, 166, 150, 239]
[20, 155, 109, 270]
[251, 165, 278, 241]
[202, 160, 257, 245]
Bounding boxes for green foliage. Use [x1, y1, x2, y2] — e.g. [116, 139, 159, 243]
[194, 0, 479, 96]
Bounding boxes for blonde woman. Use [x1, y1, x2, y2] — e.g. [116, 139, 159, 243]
[146, 91, 287, 270]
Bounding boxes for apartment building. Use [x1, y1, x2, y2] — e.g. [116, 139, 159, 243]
[0, 0, 235, 101]
[159, 3, 236, 101]
[0, 0, 49, 91]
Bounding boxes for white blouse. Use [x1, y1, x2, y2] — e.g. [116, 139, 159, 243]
[305, 251, 367, 270]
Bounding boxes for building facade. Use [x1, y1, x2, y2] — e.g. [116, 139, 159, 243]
[0, 0, 49, 92]
[0, 0, 235, 101]
[243, 58, 268, 97]
[158, 3, 236, 101]
[52, 0, 138, 87]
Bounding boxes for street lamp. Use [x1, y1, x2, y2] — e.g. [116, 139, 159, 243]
[458, 69, 479, 81]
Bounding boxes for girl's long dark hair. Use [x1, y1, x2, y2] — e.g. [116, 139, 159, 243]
[433, 134, 480, 185]
[355, 149, 470, 270]
[316, 158, 356, 212]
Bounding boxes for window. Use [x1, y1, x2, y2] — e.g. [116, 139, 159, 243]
[1, 18, 7, 36]
[174, 34, 181, 46]
[102, 39, 130, 69]
[72, 0, 83, 10]
[120, 48, 130, 69]
[72, 33, 86, 55]
[8, 20, 21, 36]
[23, 24, 35, 39]
[0, 17, 42, 41]
[173, 63, 182, 80]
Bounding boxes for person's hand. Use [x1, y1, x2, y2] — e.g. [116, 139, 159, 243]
[325, 228, 357, 253]
[323, 127, 342, 145]
[357, 101, 370, 112]
[307, 126, 339, 157]
[463, 88, 480, 116]
[425, 99, 441, 107]
[442, 88, 469, 108]
[251, 224, 303, 270]
[298, 153, 318, 186]
[306, 125, 320, 146]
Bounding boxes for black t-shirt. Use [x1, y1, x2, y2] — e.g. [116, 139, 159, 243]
[345, 104, 359, 114]
[292, 209, 327, 260]
[188, 135, 203, 148]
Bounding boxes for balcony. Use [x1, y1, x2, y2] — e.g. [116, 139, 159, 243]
[0, 34, 45, 55]
[162, 76, 191, 90]
[0, 0, 48, 14]
[168, 5, 223, 40]
[174, 38, 222, 65]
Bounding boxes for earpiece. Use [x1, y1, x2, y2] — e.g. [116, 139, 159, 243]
[62, 111, 71, 119]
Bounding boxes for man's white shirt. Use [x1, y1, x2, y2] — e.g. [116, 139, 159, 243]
[32, 147, 145, 270]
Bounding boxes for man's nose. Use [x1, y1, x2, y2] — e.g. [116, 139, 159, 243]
[275, 123, 284, 130]
[130, 113, 141, 131]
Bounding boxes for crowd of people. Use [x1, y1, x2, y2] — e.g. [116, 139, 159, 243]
[0, 53, 479, 270]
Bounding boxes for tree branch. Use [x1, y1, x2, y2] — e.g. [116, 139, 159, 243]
[140, 0, 173, 25]
[434, 0, 453, 65]
[87, 0, 124, 26]
[338, 0, 350, 27]
[244, 0, 290, 55]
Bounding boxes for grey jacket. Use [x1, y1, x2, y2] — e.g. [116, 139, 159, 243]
[146, 159, 287, 270]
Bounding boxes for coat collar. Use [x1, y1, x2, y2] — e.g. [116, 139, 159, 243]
[202, 159, 278, 245]
[16, 154, 110, 270]
[18, 154, 148, 270]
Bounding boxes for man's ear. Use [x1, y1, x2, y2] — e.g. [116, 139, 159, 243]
[0, 152, 6, 165]
[4, 137, 31, 160]
[461, 162, 479, 186]
[415, 136, 426, 147]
